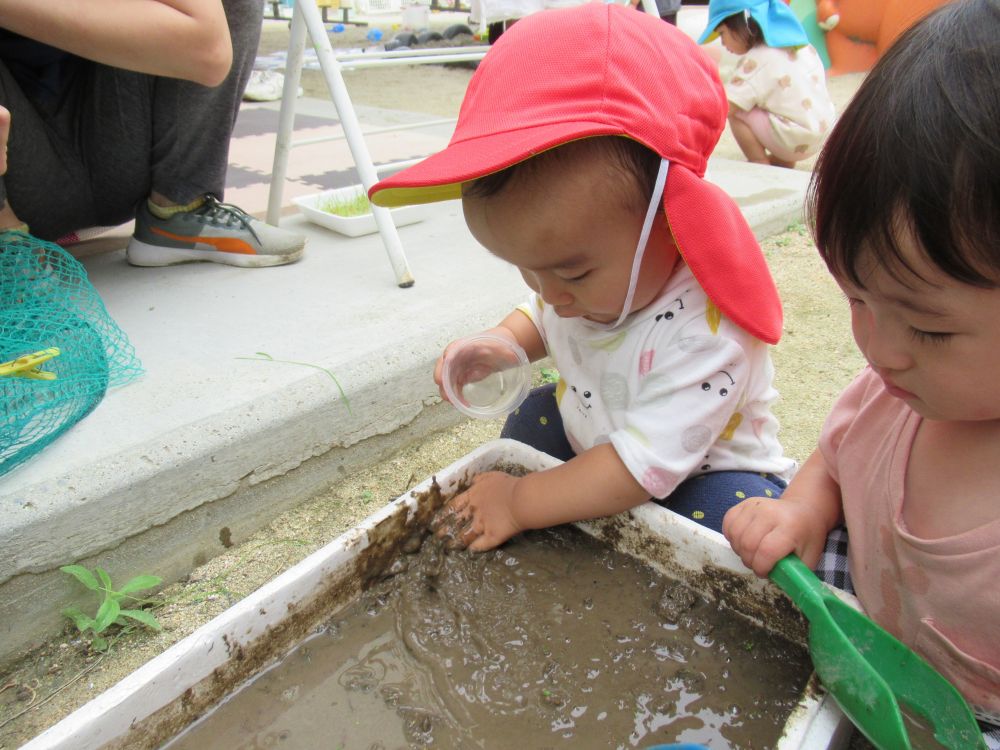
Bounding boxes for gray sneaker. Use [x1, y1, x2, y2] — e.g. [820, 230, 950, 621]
[126, 196, 306, 268]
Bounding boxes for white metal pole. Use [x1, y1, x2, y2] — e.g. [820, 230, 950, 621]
[266, 7, 308, 227]
[296, 0, 416, 287]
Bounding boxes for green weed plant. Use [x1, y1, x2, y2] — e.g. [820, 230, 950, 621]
[60, 565, 162, 651]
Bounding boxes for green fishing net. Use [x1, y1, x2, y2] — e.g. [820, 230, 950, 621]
[1, 232, 143, 477]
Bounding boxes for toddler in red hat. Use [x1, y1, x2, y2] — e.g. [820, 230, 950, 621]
[370, 2, 795, 551]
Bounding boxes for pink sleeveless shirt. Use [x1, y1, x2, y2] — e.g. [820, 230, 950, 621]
[820, 367, 1000, 715]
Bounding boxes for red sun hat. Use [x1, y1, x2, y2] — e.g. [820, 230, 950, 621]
[369, 3, 783, 344]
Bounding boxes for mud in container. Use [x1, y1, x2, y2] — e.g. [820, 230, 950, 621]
[22, 440, 854, 749]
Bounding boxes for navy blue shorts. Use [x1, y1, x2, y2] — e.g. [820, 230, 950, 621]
[501, 384, 787, 533]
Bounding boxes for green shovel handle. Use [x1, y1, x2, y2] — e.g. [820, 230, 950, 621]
[768, 554, 988, 750]
[768, 554, 830, 619]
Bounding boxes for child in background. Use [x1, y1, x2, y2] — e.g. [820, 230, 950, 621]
[369, 3, 795, 551]
[698, 0, 835, 168]
[722, 0, 1000, 741]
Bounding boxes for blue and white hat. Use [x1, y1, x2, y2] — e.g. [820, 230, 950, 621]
[697, 0, 809, 47]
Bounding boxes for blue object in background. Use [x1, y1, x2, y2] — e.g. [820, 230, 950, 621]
[366, 28, 383, 41]
[330, 22, 345, 32]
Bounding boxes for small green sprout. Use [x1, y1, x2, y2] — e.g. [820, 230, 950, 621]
[236, 352, 351, 413]
[60, 565, 162, 652]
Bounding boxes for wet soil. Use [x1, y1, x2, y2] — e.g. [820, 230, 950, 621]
[165, 527, 810, 749]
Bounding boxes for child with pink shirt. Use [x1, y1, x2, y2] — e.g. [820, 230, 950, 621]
[722, 0, 1000, 743]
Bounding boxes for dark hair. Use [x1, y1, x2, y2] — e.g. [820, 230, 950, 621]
[720, 12, 764, 49]
[461, 136, 662, 214]
[809, 0, 1000, 289]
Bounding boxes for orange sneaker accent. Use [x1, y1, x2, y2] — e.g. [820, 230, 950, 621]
[150, 227, 258, 255]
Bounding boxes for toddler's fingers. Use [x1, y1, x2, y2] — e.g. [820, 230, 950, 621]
[728, 504, 783, 573]
[721, 501, 746, 541]
[470, 470, 506, 487]
[467, 529, 500, 553]
[434, 357, 451, 402]
[459, 518, 487, 548]
[438, 512, 475, 550]
[797, 535, 827, 571]
[721, 497, 762, 550]
[429, 494, 469, 535]
[750, 529, 797, 578]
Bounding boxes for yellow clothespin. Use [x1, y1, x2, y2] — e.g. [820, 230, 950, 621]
[0, 348, 61, 380]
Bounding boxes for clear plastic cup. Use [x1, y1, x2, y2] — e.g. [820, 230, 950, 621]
[441, 333, 531, 419]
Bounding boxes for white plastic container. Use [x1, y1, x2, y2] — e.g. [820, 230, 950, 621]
[22, 440, 853, 750]
[293, 185, 431, 237]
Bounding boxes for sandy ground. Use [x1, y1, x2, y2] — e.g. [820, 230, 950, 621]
[0, 18, 867, 749]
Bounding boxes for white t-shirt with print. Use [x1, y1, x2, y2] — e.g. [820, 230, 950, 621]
[725, 44, 835, 158]
[518, 263, 796, 498]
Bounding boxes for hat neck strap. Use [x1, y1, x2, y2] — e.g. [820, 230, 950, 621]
[612, 158, 669, 329]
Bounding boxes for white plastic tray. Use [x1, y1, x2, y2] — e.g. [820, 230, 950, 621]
[292, 185, 431, 237]
[23, 440, 853, 750]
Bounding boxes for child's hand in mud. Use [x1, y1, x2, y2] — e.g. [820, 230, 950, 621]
[430, 471, 523, 552]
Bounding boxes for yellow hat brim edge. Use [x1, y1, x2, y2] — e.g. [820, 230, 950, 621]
[371, 183, 464, 209]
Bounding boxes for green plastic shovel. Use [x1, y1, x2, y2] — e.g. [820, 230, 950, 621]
[769, 554, 986, 750]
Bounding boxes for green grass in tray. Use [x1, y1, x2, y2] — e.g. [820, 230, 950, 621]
[317, 190, 372, 218]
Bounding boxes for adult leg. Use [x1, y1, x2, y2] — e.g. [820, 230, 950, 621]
[0, 0, 259, 240]
[123, 0, 305, 267]
[70, 0, 259, 216]
[146, 0, 261, 204]
[500, 383, 576, 462]
[0, 59, 142, 240]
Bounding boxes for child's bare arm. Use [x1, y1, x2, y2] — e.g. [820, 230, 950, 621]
[0, 0, 233, 86]
[722, 449, 843, 576]
[495, 309, 546, 361]
[437, 443, 649, 552]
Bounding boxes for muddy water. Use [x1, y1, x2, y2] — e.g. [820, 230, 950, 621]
[165, 527, 810, 749]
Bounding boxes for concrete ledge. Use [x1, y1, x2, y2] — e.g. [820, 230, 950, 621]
[0, 158, 810, 665]
[707, 158, 811, 239]
[1, 398, 468, 664]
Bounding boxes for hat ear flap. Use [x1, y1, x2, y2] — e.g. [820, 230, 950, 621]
[663, 165, 783, 345]
[756, 0, 810, 47]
